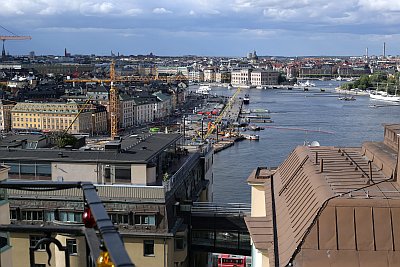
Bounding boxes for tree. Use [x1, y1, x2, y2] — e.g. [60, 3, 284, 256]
[57, 134, 78, 148]
[278, 73, 287, 84]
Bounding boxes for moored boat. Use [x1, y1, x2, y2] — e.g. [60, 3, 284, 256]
[244, 134, 259, 140]
[243, 94, 250, 104]
[369, 91, 400, 102]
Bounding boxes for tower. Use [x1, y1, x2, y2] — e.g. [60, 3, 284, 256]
[383, 42, 386, 58]
[1, 41, 5, 60]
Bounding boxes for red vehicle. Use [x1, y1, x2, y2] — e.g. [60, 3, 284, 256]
[217, 254, 247, 267]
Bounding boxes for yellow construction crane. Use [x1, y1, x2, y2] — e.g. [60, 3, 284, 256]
[109, 61, 119, 139]
[0, 25, 31, 58]
[203, 87, 242, 140]
[64, 74, 188, 84]
[63, 61, 119, 139]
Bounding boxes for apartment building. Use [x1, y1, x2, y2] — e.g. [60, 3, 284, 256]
[0, 134, 214, 267]
[133, 97, 157, 126]
[120, 94, 135, 129]
[246, 124, 400, 267]
[231, 69, 252, 86]
[152, 91, 172, 121]
[11, 102, 94, 134]
[203, 69, 216, 82]
[188, 70, 204, 83]
[0, 100, 16, 132]
[250, 69, 279, 86]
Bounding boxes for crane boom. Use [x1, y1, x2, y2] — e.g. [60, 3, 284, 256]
[203, 87, 242, 140]
[0, 36, 31, 41]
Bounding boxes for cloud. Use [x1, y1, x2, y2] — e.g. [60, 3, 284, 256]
[153, 8, 172, 14]
[1, 0, 400, 56]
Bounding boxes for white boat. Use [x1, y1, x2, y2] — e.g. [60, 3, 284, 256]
[244, 134, 259, 140]
[294, 80, 316, 87]
[243, 94, 250, 104]
[196, 85, 211, 95]
[369, 91, 400, 102]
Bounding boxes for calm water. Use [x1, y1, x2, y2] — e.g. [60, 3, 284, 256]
[208, 81, 400, 204]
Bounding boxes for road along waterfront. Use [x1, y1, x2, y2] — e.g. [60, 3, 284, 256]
[205, 81, 400, 204]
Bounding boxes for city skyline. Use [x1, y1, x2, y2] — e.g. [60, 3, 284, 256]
[1, 0, 400, 57]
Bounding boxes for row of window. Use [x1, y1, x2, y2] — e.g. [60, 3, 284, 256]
[29, 234, 183, 257]
[12, 124, 78, 130]
[30, 236, 77, 255]
[12, 210, 83, 223]
[11, 209, 157, 226]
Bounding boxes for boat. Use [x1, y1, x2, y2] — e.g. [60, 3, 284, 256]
[248, 125, 261, 131]
[338, 96, 356, 101]
[338, 90, 356, 101]
[196, 85, 211, 95]
[320, 88, 326, 92]
[251, 109, 270, 113]
[244, 134, 259, 140]
[295, 80, 316, 87]
[369, 92, 400, 102]
[369, 87, 400, 102]
[243, 94, 250, 104]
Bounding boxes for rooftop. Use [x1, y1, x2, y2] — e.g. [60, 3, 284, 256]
[246, 129, 400, 267]
[0, 133, 182, 163]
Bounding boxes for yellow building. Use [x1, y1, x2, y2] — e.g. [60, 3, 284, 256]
[11, 102, 93, 134]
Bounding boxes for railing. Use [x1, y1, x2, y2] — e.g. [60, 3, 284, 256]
[164, 152, 200, 196]
[0, 180, 134, 267]
[7, 183, 166, 201]
[191, 202, 251, 216]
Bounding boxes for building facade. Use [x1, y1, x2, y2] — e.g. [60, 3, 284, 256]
[250, 69, 279, 86]
[11, 102, 94, 134]
[231, 69, 251, 86]
[0, 100, 16, 132]
[0, 134, 214, 267]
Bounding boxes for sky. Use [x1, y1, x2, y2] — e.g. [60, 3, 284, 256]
[1, 0, 400, 57]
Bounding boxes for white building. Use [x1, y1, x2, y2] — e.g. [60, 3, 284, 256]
[231, 69, 252, 86]
[188, 70, 204, 82]
[133, 97, 157, 126]
[120, 94, 135, 129]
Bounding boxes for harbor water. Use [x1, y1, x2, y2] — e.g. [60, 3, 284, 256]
[206, 81, 400, 204]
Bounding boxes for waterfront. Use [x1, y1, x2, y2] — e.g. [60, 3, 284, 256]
[209, 81, 400, 203]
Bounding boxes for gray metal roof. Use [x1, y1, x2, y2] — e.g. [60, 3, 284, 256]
[0, 133, 181, 163]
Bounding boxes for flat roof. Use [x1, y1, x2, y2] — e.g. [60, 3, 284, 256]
[0, 133, 181, 163]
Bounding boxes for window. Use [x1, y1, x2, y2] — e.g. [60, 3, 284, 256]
[30, 236, 46, 250]
[22, 210, 43, 221]
[134, 214, 156, 225]
[143, 240, 154, 256]
[175, 237, 185, 250]
[44, 211, 55, 222]
[110, 213, 129, 225]
[10, 209, 18, 220]
[59, 211, 82, 223]
[67, 239, 78, 255]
